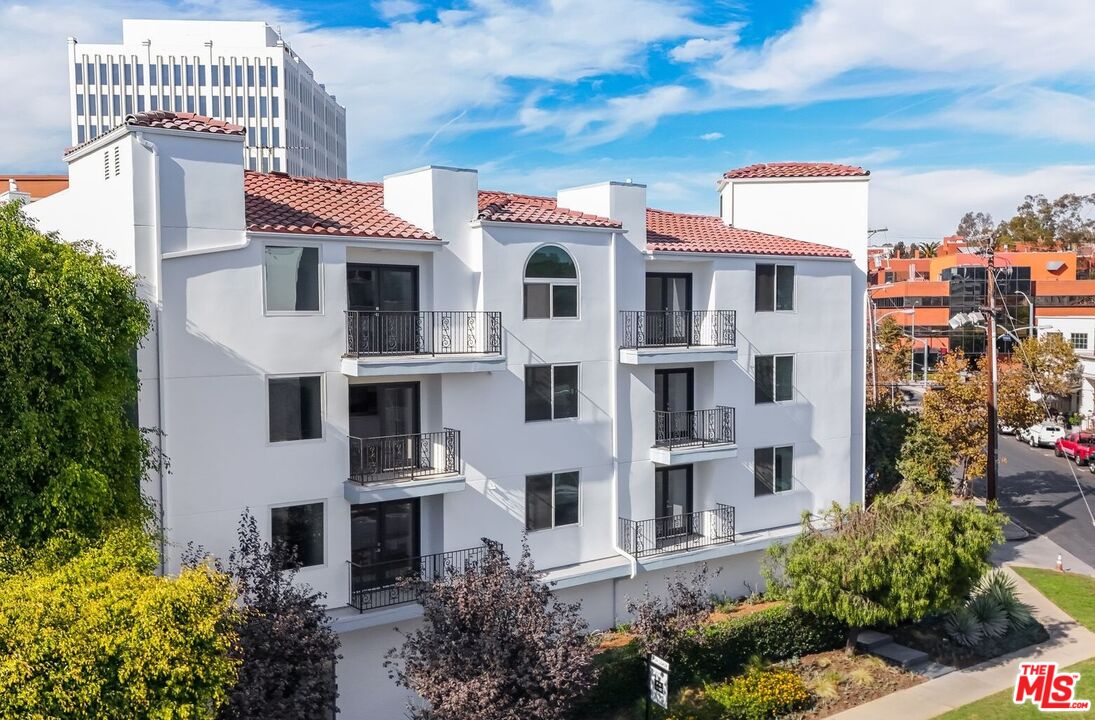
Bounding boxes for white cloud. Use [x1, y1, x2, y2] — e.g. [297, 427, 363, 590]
[897, 87, 1095, 145]
[373, 0, 422, 20]
[870, 164, 1095, 241]
[699, 131, 724, 141]
[518, 0, 1095, 147]
[0, 0, 711, 174]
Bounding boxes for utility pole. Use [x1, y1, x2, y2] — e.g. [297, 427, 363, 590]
[986, 253, 999, 503]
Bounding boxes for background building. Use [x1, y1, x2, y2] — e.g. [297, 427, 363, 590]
[67, 19, 347, 178]
[869, 237, 1095, 420]
[0, 174, 69, 202]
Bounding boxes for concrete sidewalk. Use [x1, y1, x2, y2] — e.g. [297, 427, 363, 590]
[831, 550, 1095, 719]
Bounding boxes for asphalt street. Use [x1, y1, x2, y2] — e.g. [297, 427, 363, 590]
[987, 434, 1095, 566]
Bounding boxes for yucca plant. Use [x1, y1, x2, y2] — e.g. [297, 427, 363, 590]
[968, 593, 1009, 639]
[944, 606, 984, 647]
[980, 570, 1035, 628]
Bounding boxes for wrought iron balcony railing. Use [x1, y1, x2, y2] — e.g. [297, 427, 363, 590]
[348, 543, 497, 611]
[348, 428, 460, 484]
[620, 310, 736, 349]
[654, 407, 736, 449]
[618, 505, 736, 559]
[345, 310, 502, 357]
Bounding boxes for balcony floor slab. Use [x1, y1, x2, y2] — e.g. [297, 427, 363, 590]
[342, 353, 506, 377]
[343, 474, 466, 504]
[650, 443, 738, 465]
[619, 345, 737, 365]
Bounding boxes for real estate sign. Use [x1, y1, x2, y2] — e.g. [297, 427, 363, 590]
[648, 654, 670, 709]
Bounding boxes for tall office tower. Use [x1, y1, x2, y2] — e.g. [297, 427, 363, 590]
[68, 19, 347, 178]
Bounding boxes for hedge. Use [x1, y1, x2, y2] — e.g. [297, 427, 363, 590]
[573, 603, 845, 718]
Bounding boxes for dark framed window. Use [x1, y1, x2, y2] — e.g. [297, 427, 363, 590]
[269, 376, 322, 442]
[524, 245, 578, 319]
[754, 446, 793, 496]
[755, 263, 795, 311]
[271, 502, 324, 568]
[525, 471, 580, 530]
[264, 245, 320, 312]
[755, 355, 793, 403]
[525, 364, 579, 421]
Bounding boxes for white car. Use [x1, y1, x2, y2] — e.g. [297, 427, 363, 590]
[1026, 423, 1067, 448]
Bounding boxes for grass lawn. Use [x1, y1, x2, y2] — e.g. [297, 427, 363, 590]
[936, 568, 1095, 719]
[1011, 567, 1095, 632]
[934, 658, 1095, 719]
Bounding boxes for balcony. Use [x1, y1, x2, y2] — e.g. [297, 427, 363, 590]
[619, 310, 737, 364]
[348, 543, 497, 612]
[618, 505, 736, 559]
[651, 406, 738, 464]
[343, 428, 466, 503]
[342, 310, 505, 377]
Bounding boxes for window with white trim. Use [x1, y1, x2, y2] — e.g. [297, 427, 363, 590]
[264, 245, 320, 312]
[525, 364, 579, 421]
[755, 355, 794, 403]
[1070, 332, 1089, 351]
[269, 376, 322, 442]
[755, 446, 793, 495]
[755, 263, 795, 311]
[524, 245, 578, 319]
[271, 502, 324, 568]
[525, 471, 579, 530]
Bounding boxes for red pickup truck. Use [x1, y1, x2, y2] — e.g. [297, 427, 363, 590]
[1055, 432, 1095, 465]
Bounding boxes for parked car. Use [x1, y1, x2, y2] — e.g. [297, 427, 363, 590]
[1000, 424, 1016, 435]
[1055, 432, 1095, 464]
[1027, 423, 1067, 448]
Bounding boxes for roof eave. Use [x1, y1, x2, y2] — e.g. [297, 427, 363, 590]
[472, 219, 621, 233]
[645, 248, 853, 262]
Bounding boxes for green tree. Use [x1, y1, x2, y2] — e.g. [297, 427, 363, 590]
[0, 203, 151, 547]
[764, 492, 1005, 651]
[920, 351, 987, 486]
[1012, 333, 1078, 399]
[865, 403, 912, 501]
[875, 317, 912, 389]
[1000, 193, 1095, 250]
[997, 360, 1044, 432]
[0, 526, 239, 718]
[896, 419, 952, 494]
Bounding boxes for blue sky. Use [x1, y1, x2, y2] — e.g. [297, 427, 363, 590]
[2, 0, 1093, 240]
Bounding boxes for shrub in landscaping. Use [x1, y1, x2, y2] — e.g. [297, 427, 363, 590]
[627, 565, 716, 661]
[679, 604, 846, 682]
[705, 668, 813, 720]
[765, 491, 1005, 650]
[572, 641, 645, 717]
[944, 570, 1034, 647]
[575, 603, 844, 717]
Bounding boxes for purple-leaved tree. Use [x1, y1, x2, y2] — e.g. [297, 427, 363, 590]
[385, 539, 595, 720]
[184, 512, 340, 720]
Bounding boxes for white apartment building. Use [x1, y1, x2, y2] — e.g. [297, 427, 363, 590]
[28, 113, 867, 718]
[67, 19, 347, 178]
[1035, 315, 1095, 423]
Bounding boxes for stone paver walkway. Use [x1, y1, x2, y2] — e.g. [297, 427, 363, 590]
[831, 540, 1095, 719]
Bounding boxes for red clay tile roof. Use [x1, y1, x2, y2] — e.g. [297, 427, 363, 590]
[63, 111, 246, 157]
[477, 191, 621, 228]
[244, 172, 436, 240]
[723, 162, 869, 179]
[124, 111, 246, 136]
[646, 208, 852, 259]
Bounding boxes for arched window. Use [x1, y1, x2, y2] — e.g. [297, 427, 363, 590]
[524, 245, 578, 319]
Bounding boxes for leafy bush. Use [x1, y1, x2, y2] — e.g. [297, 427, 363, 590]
[944, 569, 1034, 647]
[679, 604, 846, 682]
[627, 565, 716, 660]
[572, 642, 645, 717]
[575, 603, 844, 717]
[705, 668, 813, 720]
